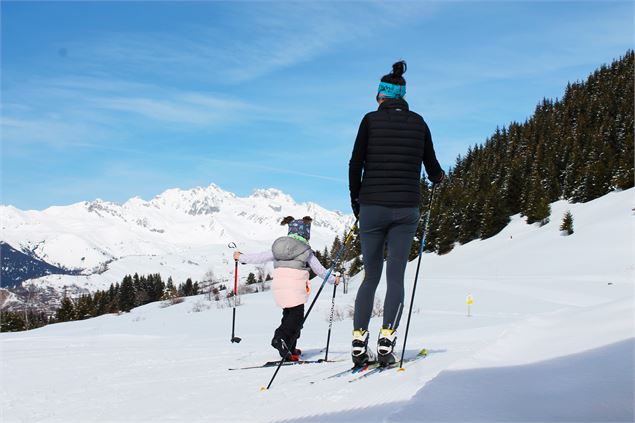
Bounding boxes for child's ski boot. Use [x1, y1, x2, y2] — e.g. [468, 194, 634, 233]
[377, 326, 398, 366]
[271, 337, 292, 360]
[351, 329, 376, 367]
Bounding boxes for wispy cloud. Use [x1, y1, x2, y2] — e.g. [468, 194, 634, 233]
[56, 2, 438, 83]
[1, 2, 439, 154]
[91, 92, 254, 126]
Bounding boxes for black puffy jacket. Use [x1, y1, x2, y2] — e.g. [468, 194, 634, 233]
[349, 98, 443, 208]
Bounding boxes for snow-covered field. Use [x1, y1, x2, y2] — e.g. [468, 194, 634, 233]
[1, 189, 633, 422]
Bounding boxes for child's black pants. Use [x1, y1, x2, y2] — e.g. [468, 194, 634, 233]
[272, 304, 304, 355]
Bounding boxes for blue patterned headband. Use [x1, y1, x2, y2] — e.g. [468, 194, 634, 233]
[377, 81, 406, 99]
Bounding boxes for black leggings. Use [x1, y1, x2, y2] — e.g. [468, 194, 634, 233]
[273, 304, 304, 351]
[353, 204, 419, 331]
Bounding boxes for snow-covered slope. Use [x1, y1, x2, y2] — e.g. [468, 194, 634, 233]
[1, 189, 633, 422]
[1, 184, 353, 293]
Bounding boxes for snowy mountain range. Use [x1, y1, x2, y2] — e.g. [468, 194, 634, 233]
[0, 183, 354, 301]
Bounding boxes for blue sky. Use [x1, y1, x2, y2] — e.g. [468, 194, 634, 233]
[1, 1, 633, 212]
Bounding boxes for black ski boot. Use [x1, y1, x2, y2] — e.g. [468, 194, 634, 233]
[351, 329, 376, 367]
[271, 337, 292, 360]
[377, 326, 398, 366]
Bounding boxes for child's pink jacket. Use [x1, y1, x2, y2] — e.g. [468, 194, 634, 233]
[238, 249, 335, 309]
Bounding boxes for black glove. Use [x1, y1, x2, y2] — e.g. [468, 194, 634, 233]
[433, 171, 446, 187]
[351, 199, 360, 219]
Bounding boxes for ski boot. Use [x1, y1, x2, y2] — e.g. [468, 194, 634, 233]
[377, 326, 398, 366]
[271, 337, 292, 360]
[351, 329, 376, 367]
[288, 348, 302, 362]
[289, 348, 301, 361]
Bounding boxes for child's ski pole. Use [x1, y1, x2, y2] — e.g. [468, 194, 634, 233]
[323, 272, 341, 362]
[302, 220, 358, 323]
[229, 242, 242, 344]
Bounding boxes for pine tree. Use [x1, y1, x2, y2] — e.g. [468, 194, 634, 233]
[119, 275, 136, 312]
[330, 236, 342, 257]
[56, 297, 76, 322]
[0, 312, 27, 332]
[75, 295, 96, 319]
[436, 211, 456, 255]
[246, 272, 257, 285]
[523, 170, 551, 225]
[348, 256, 363, 277]
[560, 211, 574, 235]
[183, 278, 194, 296]
[322, 246, 331, 268]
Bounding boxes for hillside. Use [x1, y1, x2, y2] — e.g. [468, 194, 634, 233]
[0, 242, 73, 289]
[1, 188, 632, 422]
[420, 51, 634, 254]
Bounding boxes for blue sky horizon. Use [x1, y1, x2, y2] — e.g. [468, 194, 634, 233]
[1, 1, 633, 213]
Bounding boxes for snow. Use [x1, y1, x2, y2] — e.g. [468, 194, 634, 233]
[1, 188, 633, 422]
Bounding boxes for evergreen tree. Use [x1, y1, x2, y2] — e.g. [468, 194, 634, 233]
[56, 297, 76, 322]
[246, 272, 257, 285]
[560, 211, 574, 235]
[75, 295, 96, 319]
[436, 211, 456, 255]
[163, 277, 177, 301]
[523, 170, 552, 225]
[119, 275, 136, 312]
[348, 256, 363, 277]
[330, 236, 342, 259]
[0, 312, 26, 332]
[183, 278, 194, 296]
[480, 191, 510, 239]
[322, 246, 331, 269]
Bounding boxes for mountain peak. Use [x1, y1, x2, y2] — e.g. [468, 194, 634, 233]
[250, 188, 294, 203]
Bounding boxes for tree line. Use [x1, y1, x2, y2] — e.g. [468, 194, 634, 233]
[1, 273, 202, 332]
[420, 50, 633, 254]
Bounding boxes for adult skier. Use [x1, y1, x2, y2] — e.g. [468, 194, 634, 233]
[348, 60, 445, 366]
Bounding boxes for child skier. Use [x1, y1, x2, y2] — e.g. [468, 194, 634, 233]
[233, 216, 340, 360]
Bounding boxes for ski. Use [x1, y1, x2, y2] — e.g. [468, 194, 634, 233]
[229, 358, 340, 371]
[308, 361, 381, 384]
[348, 349, 428, 383]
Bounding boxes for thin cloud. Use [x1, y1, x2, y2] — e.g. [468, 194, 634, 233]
[92, 92, 254, 126]
[61, 3, 438, 83]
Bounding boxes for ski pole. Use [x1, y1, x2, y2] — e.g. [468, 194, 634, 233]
[302, 220, 358, 324]
[323, 272, 341, 362]
[398, 185, 437, 370]
[228, 242, 242, 344]
[261, 340, 290, 391]
[261, 220, 358, 390]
